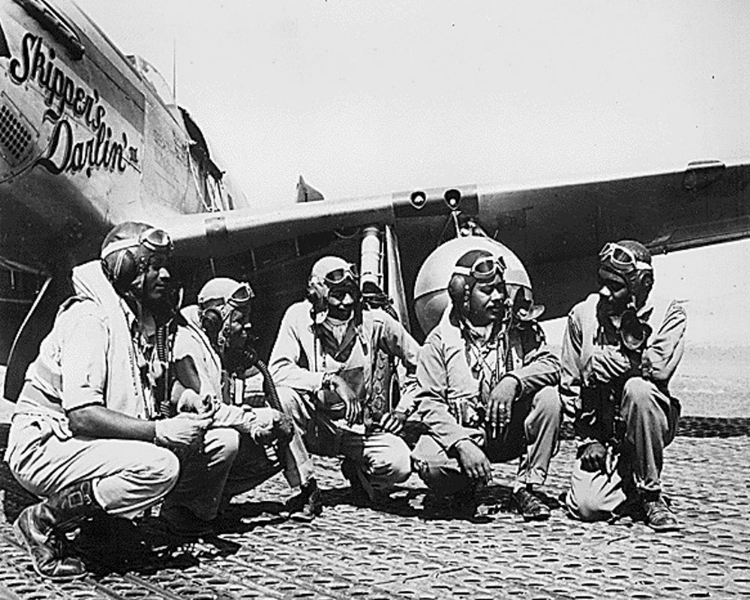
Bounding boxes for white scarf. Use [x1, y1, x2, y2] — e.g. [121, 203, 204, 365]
[72, 261, 154, 419]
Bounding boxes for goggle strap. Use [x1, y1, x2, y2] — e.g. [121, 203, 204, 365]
[101, 238, 139, 259]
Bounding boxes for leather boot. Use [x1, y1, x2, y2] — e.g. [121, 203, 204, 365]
[13, 479, 101, 581]
[285, 478, 324, 522]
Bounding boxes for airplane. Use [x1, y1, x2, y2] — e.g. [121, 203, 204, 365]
[2, 0, 750, 404]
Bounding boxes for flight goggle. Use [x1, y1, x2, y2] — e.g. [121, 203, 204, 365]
[323, 264, 359, 287]
[100, 227, 173, 259]
[226, 282, 255, 308]
[453, 255, 507, 282]
[599, 242, 651, 274]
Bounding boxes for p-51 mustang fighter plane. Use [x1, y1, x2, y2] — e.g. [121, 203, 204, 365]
[2, 0, 750, 402]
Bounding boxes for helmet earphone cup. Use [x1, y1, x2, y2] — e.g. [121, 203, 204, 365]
[200, 307, 224, 344]
[101, 249, 139, 295]
[448, 274, 471, 312]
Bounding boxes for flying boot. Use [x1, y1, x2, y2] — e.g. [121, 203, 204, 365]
[14, 479, 101, 581]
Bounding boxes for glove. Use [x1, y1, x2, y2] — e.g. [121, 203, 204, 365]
[154, 414, 211, 448]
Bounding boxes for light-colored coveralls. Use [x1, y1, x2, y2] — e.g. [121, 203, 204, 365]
[269, 300, 420, 492]
[561, 294, 686, 521]
[412, 307, 562, 495]
[167, 307, 300, 521]
[5, 262, 178, 519]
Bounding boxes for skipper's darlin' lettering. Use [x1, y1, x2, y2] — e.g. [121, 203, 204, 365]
[9, 32, 137, 176]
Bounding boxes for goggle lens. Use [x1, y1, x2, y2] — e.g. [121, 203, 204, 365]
[324, 264, 358, 286]
[228, 282, 254, 307]
[599, 242, 653, 275]
[455, 254, 507, 282]
[140, 228, 173, 253]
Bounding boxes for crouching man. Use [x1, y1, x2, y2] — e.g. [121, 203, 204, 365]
[4, 222, 209, 580]
[561, 240, 686, 531]
[269, 256, 420, 518]
[166, 277, 295, 534]
[412, 248, 562, 520]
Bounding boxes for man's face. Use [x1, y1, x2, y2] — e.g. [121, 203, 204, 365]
[598, 266, 654, 313]
[598, 269, 629, 306]
[141, 252, 171, 305]
[467, 275, 507, 326]
[327, 281, 358, 320]
[225, 307, 251, 350]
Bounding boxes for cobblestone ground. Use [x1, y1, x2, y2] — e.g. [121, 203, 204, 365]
[0, 419, 748, 600]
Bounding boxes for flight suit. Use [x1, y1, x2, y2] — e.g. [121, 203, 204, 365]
[269, 300, 419, 493]
[411, 307, 562, 496]
[5, 262, 179, 519]
[560, 294, 686, 521]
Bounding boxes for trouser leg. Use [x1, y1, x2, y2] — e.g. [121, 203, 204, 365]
[338, 429, 412, 492]
[276, 386, 316, 487]
[412, 434, 471, 496]
[620, 377, 680, 494]
[5, 415, 180, 519]
[222, 433, 283, 499]
[484, 385, 562, 489]
[516, 386, 562, 488]
[162, 428, 240, 522]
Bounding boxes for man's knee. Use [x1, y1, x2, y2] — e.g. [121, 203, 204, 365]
[140, 446, 181, 494]
[622, 377, 658, 409]
[369, 437, 412, 485]
[532, 386, 563, 420]
[276, 386, 307, 422]
[565, 486, 612, 522]
[206, 427, 241, 463]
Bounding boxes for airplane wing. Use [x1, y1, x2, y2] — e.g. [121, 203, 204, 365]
[161, 157, 750, 333]
[5, 157, 750, 401]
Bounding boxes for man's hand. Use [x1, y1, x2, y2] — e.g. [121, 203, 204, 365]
[487, 377, 519, 439]
[328, 374, 361, 426]
[378, 411, 407, 434]
[454, 439, 493, 485]
[579, 441, 608, 473]
[238, 407, 294, 445]
[154, 414, 212, 448]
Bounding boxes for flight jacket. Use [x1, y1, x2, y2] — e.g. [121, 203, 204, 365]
[559, 293, 687, 445]
[415, 306, 561, 452]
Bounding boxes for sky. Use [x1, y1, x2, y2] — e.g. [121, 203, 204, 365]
[73, 0, 750, 346]
[74, 0, 750, 207]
